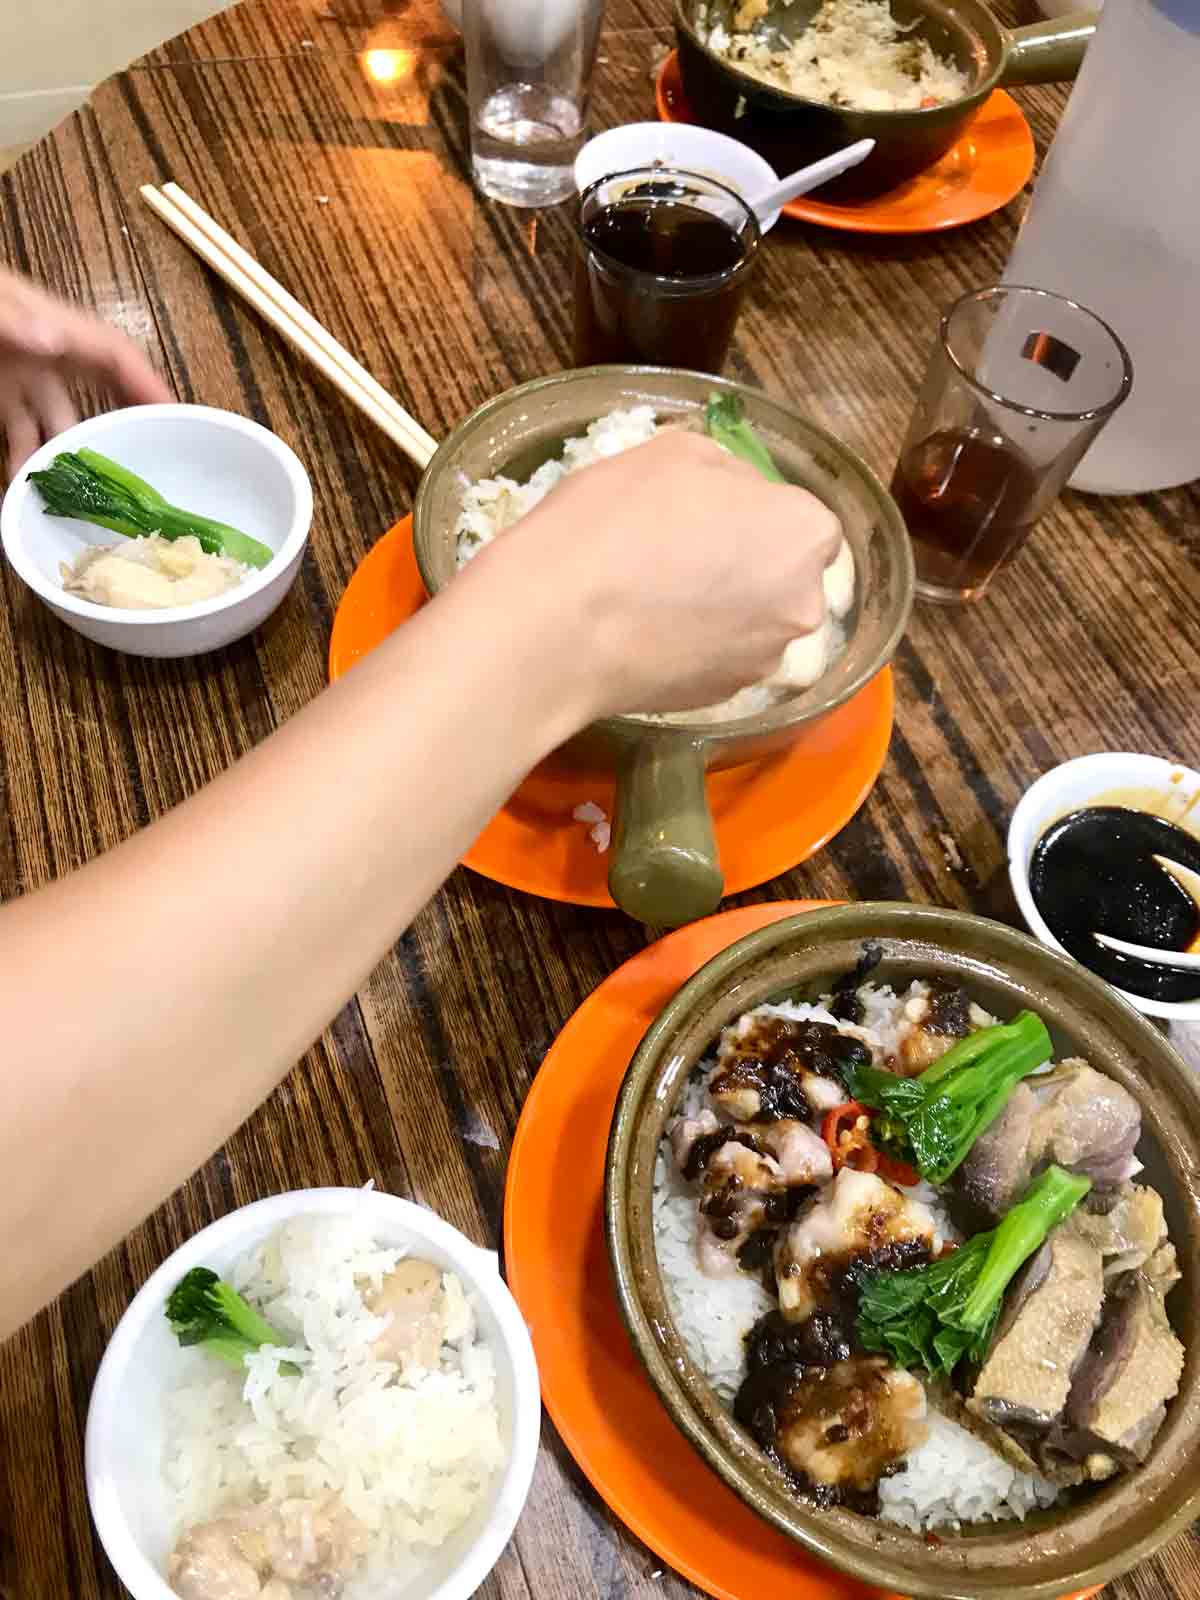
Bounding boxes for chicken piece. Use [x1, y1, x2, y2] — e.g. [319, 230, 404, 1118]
[710, 1007, 868, 1122]
[956, 1061, 1142, 1221]
[1070, 1185, 1168, 1280]
[968, 1220, 1104, 1434]
[169, 1498, 365, 1600]
[169, 1525, 262, 1600]
[896, 980, 975, 1075]
[696, 1139, 787, 1277]
[1052, 1267, 1185, 1473]
[367, 1259, 448, 1372]
[774, 1169, 937, 1322]
[669, 1109, 721, 1174]
[757, 1119, 834, 1187]
[735, 1355, 927, 1504]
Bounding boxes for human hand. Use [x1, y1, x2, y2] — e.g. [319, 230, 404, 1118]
[505, 428, 844, 718]
[0, 268, 172, 480]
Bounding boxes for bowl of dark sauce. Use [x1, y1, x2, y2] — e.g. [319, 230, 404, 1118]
[1009, 752, 1200, 1019]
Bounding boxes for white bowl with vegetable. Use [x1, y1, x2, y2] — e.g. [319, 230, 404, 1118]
[0, 404, 312, 658]
[85, 1187, 541, 1600]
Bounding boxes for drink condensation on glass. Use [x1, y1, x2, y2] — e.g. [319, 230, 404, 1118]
[573, 168, 761, 374]
[465, 0, 604, 208]
[892, 285, 1133, 604]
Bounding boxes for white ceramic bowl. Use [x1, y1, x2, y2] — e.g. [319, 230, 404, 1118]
[1, 405, 313, 658]
[1008, 751, 1200, 1021]
[574, 122, 782, 232]
[86, 1187, 541, 1600]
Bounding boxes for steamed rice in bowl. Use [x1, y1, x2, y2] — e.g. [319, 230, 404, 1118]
[453, 406, 857, 725]
[85, 1189, 540, 1600]
[652, 965, 1186, 1535]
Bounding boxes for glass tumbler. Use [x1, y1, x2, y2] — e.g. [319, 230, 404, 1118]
[464, 0, 604, 208]
[573, 168, 761, 374]
[891, 285, 1133, 603]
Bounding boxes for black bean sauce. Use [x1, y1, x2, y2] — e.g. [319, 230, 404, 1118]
[1029, 806, 1200, 1003]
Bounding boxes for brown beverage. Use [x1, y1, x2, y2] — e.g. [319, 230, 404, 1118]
[891, 429, 1041, 600]
[573, 196, 755, 373]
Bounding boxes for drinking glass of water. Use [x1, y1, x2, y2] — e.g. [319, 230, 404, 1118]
[465, 0, 604, 208]
[892, 286, 1133, 604]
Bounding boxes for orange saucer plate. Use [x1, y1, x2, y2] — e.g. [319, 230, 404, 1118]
[502, 901, 1102, 1600]
[655, 50, 1035, 235]
[329, 518, 895, 908]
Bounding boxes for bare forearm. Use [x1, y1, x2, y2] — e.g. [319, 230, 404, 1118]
[0, 542, 590, 1335]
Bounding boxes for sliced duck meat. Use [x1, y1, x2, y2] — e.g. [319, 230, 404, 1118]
[968, 1219, 1104, 1436]
[897, 980, 979, 1074]
[1070, 1184, 1168, 1280]
[696, 1140, 787, 1278]
[774, 1168, 938, 1323]
[710, 1007, 870, 1122]
[1032, 1060, 1142, 1189]
[1054, 1266, 1185, 1472]
[734, 1354, 927, 1507]
[956, 1061, 1142, 1221]
[956, 1081, 1038, 1220]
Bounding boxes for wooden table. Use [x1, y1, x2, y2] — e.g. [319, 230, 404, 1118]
[1, 1, 1197, 1596]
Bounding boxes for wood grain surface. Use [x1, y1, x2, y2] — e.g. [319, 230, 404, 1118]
[1, 1, 1197, 1596]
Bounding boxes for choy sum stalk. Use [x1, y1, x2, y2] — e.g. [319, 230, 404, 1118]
[28, 448, 273, 569]
[856, 1163, 1093, 1376]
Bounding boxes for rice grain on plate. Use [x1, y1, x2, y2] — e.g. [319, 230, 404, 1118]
[164, 1213, 503, 1596]
[703, 0, 971, 113]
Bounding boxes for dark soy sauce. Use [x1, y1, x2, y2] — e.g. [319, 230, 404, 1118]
[573, 198, 753, 373]
[1029, 806, 1200, 1002]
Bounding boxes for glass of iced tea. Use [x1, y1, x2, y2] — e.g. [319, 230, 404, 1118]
[892, 286, 1133, 603]
[573, 168, 761, 374]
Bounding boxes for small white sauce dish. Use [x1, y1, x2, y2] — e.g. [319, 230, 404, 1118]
[86, 1187, 541, 1600]
[1008, 751, 1200, 1021]
[574, 122, 783, 232]
[1, 404, 312, 658]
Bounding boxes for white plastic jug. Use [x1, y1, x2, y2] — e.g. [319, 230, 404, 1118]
[1003, 0, 1200, 494]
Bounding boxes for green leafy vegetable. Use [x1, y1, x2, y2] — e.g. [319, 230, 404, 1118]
[28, 448, 273, 569]
[165, 1266, 300, 1374]
[704, 392, 788, 483]
[857, 1164, 1092, 1376]
[848, 1010, 1052, 1184]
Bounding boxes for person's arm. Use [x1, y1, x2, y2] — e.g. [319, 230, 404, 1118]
[0, 266, 171, 477]
[0, 427, 841, 1339]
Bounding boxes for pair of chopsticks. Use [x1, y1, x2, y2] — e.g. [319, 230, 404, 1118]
[139, 182, 439, 472]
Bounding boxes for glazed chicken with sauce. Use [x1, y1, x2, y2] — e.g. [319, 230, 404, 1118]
[709, 1009, 867, 1122]
[775, 1169, 939, 1323]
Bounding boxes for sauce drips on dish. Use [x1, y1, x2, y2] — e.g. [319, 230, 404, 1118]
[1029, 806, 1200, 1002]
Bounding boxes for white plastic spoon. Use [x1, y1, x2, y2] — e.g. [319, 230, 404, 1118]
[1093, 854, 1200, 970]
[746, 139, 876, 222]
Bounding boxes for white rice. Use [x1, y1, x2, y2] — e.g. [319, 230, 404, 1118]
[652, 985, 1062, 1530]
[452, 407, 851, 726]
[703, 0, 971, 113]
[163, 1213, 504, 1595]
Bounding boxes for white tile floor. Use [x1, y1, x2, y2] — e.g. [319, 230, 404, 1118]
[0, 0, 238, 164]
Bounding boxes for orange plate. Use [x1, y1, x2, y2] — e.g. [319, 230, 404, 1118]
[329, 519, 895, 908]
[503, 901, 1102, 1600]
[656, 51, 1034, 235]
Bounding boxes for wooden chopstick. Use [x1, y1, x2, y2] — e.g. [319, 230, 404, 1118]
[139, 183, 439, 471]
